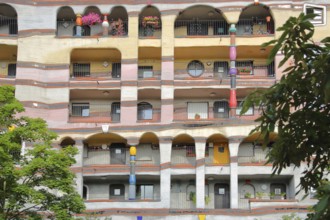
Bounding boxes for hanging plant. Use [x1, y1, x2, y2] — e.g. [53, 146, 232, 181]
[82, 12, 102, 26]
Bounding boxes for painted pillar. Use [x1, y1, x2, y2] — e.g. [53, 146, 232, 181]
[195, 137, 206, 209]
[228, 137, 241, 209]
[229, 24, 237, 117]
[75, 14, 82, 37]
[129, 145, 137, 200]
[161, 13, 176, 123]
[159, 137, 172, 208]
[102, 14, 109, 37]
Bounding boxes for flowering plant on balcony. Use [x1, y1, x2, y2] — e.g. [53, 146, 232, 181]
[82, 12, 101, 25]
[142, 16, 160, 28]
[238, 67, 252, 74]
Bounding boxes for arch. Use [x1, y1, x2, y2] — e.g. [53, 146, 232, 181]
[172, 134, 196, 165]
[237, 4, 274, 35]
[137, 132, 160, 165]
[84, 132, 127, 145]
[0, 3, 18, 35]
[139, 5, 162, 38]
[60, 136, 76, 148]
[174, 5, 228, 37]
[206, 133, 229, 164]
[240, 183, 256, 199]
[139, 132, 159, 144]
[138, 102, 153, 120]
[108, 6, 128, 36]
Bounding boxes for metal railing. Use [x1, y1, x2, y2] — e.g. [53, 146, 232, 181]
[69, 103, 120, 123]
[174, 20, 228, 37]
[238, 146, 270, 164]
[236, 61, 275, 77]
[138, 65, 161, 79]
[71, 63, 121, 79]
[0, 15, 17, 35]
[237, 19, 274, 36]
[56, 20, 128, 37]
[139, 21, 162, 38]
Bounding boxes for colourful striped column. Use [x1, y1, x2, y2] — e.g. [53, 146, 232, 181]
[128, 146, 137, 200]
[229, 24, 237, 117]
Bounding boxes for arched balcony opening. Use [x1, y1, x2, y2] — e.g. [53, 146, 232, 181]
[0, 45, 17, 78]
[60, 137, 76, 148]
[107, 6, 128, 36]
[83, 133, 127, 166]
[171, 134, 195, 167]
[174, 5, 228, 37]
[74, 6, 102, 37]
[205, 134, 228, 165]
[56, 6, 75, 36]
[237, 4, 274, 36]
[139, 6, 161, 38]
[137, 132, 160, 165]
[0, 4, 17, 35]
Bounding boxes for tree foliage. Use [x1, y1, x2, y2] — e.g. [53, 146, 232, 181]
[0, 85, 85, 220]
[241, 13, 330, 219]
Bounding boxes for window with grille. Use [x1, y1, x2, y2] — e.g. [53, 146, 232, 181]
[7, 63, 16, 77]
[112, 63, 121, 78]
[71, 103, 89, 117]
[236, 101, 254, 116]
[214, 61, 228, 77]
[304, 4, 326, 25]
[138, 102, 153, 120]
[111, 102, 120, 122]
[73, 63, 90, 77]
[187, 60, 204, 77]
[237, 60, 253, 75]
[138, 66, 153, 78]
[213, 101, 229, 118]
[110, 184, 125, 198]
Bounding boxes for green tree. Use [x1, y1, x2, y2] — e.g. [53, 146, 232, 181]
[241, 13, 330, 219]
[0, 85, 85, 220]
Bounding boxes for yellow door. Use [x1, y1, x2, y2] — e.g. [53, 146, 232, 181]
[213, 143, 229, 164]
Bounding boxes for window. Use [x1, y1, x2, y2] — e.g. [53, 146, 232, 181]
[72, 63, 90, 77]
[213, 101, 229, 118]
[187, 21, 208, 35]
[187, 102, 208, 119]
[7, 64, 16, 77]
[83, 186, 88, 200]
[304, 4, 326, 25]
[237, 60, 253, 75]
[111, 102, 120, 122]
[186, 145, 196, 157]
[110, 184, 125, 199]
[71, 103, 89, 117]
[187, 60, 204, 77]
[214, 61, 228, 77]
[236, 101, 254, 116]
[137, 185, 153, 200]
[112, 63, 121, 78]
[138, 102, 153, 120]
[138, 66, 153, 78]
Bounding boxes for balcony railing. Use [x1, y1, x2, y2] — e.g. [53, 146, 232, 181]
[237, 19, 274, 36]
[57, 20, 128, 37]
[174, 20, 228, 37]
[238, 146, 270, 164]
[69, 103, 120, 123]
[0, 15, 17, 35]
[71, 63, 121, 79]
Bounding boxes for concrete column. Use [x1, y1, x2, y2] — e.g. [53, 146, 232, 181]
[74, 138, 84, 197]
[159, 137, 172, 208]
[161, 86, 174, 124]
[228, 137, 241, 209]
[195, 137, 206, 209]
[120, 87, 137, 125]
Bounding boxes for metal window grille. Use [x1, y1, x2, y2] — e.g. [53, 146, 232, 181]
[214, 61, 228, 78]
[111, 102, 120, 122]
[7, 63, 16, 77]
[306, 5, 325, 25]
[138, 66, 153, 78]
[0, 15, 17, 35]
[213, 101, 229, 118]
[71, 103, 90, 116]
[73, 63, 90, 77]
[112, 63, 121, 78]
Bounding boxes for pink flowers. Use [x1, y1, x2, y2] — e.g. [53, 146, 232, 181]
[82, 12, 101, 25]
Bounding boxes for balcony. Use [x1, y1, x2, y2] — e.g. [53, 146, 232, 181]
[174, 6, 228, 38]
[0, 62, 16, 78]
[56, 6, 128, 37]
[139, 6, 161, 39]
[0, 4, 17, 36]
[237, 4, 274, 37]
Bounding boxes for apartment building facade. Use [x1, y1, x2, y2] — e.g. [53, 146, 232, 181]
[0, 0, 328, 219]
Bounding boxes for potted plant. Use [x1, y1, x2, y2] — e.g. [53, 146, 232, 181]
[82, 12, 101, 26]
[269, 192, 276, 199]
[189, 191, 196, 203]
[195, 113, 201, 120]
[244, 192, 252, 199]
[239, 67, 252, 75]
[205, 195, 211, 205]
[110, 18, 126, 36]
[142, 16, 160, 28]
[280, 192, 286, 200]
[256, 191, 264, 199]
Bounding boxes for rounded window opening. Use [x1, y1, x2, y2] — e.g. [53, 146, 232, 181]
[187, 60, 204, 77]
